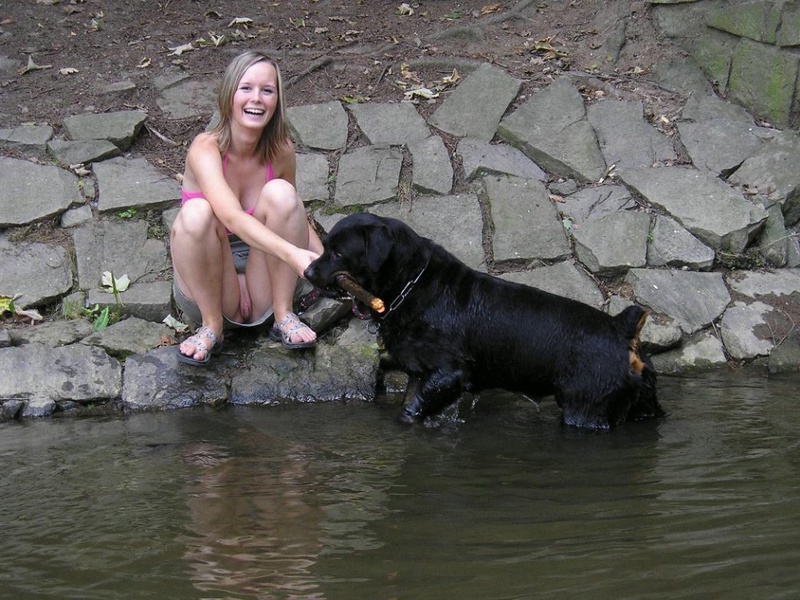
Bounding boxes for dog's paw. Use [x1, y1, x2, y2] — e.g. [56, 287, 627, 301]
[397, 407, 422, 426]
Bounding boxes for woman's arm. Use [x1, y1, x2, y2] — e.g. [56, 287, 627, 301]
[187, 135, 316, 275]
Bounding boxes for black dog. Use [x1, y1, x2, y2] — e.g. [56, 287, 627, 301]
[304, 213, 662, 430]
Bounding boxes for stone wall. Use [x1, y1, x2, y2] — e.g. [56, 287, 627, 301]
[650, 0, 800, 129]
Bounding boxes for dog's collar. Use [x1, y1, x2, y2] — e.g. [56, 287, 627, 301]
[380, 259, 429, 320]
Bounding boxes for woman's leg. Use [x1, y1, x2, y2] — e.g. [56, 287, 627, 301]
[171, 200, 240, 360]
[247, 179, 316, 344]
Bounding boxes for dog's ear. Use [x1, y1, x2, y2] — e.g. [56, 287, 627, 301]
[365, 221, 392, 273]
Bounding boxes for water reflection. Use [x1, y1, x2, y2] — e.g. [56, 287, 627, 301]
[1, 373, 799, 599]
[181, 439, 325, 598]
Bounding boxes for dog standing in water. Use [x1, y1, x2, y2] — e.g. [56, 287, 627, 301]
[305, 213, 663, 430]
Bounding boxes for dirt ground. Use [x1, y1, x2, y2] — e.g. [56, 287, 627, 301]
[1, 0, 690, 175]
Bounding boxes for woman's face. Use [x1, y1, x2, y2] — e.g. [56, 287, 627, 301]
[231, 60, 279, 132]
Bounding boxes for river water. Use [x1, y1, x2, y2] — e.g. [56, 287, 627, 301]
[1, 371, 799, 600]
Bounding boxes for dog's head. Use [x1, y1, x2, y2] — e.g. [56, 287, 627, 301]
[304, 213, 424, 298]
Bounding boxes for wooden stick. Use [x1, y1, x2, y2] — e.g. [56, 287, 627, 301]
[334, 273, 385, 313]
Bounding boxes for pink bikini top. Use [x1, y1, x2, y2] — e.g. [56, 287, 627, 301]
[180, 153, 275, 213]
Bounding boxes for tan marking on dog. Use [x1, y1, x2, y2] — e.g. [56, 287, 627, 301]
[628, 310, 648, 375]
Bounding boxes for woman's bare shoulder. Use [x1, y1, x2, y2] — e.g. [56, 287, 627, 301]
[188, 131, 220, 155]
[271, 138, 296, 177]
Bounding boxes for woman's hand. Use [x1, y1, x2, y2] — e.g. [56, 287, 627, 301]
[288, 247, 320, 279]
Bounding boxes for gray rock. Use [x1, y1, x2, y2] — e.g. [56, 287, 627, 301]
[498, 76, 606, 182]
[429, 63, 521, 141]
[60, 205, 94, 228]
[0, 343, 122, 414]
[647, 215, 715, 270]
[62, 110, 147, 150]
[296, 152, 330, 202]
[500, 261, 604, 308]
[81, 316, 172, 358]
[651, 59, 715, 96]
[72, 219, 169, 290]
[681, 92, 757, 125]
[0, 124, 53, 151]
[619, 165, 768, 253]
[409, 135, 453, 195]
[558, 185, 636, 224]
[652, 331, 728, 374]
[334, 146, 403, 207]
[122, 346, 228, 411]
[677, 119, 770, 174]
[47, 139, 120, 165]
[641, 317, 684, 353]
[768, 330, 800, 374]
[155, 77, 216, 119]
[456, 137, 547, 182]
[756, 203, 793, 267]
[288, 101, 348, 150]
[587, 99, 676, 169]
[370, 194, 485, 270]
[726, 268, 800, 298]
[87, 281, 173, 323]
[729, 133, 800, 224]
[0, 241, 72, 308]
[348, 102, 430, 144]
[482, 174, 570, 262]
[94, 156, 181, 213]
[625, 268, 731, 334]
[231, 342, 379, 404]
[720, 300, 774, 360]
[8, 318, 94, 347]
[0, 157, 79, 227]
[572, 211, 651, 275]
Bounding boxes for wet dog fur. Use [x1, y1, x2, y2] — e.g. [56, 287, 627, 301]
[304, 213, 662, 430]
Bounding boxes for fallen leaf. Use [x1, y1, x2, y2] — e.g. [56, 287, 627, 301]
[158, 333, 179, 347]
[403, 87, 438, 100]
[441, 68, 460, 85]
[69, 164, 91, 176]
[314, 26, 329, 34]
[168, 42, 194, 56]
[16, 307, 44, 322]
[480, 3, 502, 15]
[0, 295, 15, 318]
[137, 57, 151, 68]
[59, 67, 79, 75]
[101, 271, 130, 293]
[398, 3, 414, 16]
[228, 16, 253, 27]
[19, 55, 53, 75]
[163, 314, 189, 333]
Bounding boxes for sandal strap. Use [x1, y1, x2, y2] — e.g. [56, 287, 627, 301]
[275, 313, 312, 342]
[195, 325, 220, 345]
[275, 312, 302, 332]
[186, 326, 220, 354]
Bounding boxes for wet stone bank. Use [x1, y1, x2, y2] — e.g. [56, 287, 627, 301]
[3, 57, 800, 420]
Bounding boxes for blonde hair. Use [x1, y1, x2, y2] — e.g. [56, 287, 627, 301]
[210, 50, 289, 164]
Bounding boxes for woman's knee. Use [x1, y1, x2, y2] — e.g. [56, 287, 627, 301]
[256, 179, 303, 218]
[172, 201, 219, 239]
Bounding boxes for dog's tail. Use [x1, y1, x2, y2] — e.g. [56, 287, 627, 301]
[614, 305, 648, 375]
[615, 305, 663, 420]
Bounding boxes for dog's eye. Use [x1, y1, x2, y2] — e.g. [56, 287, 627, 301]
[331, 250, 342, 261]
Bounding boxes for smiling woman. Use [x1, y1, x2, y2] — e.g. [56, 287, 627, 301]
[169, 50, 324, 365]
